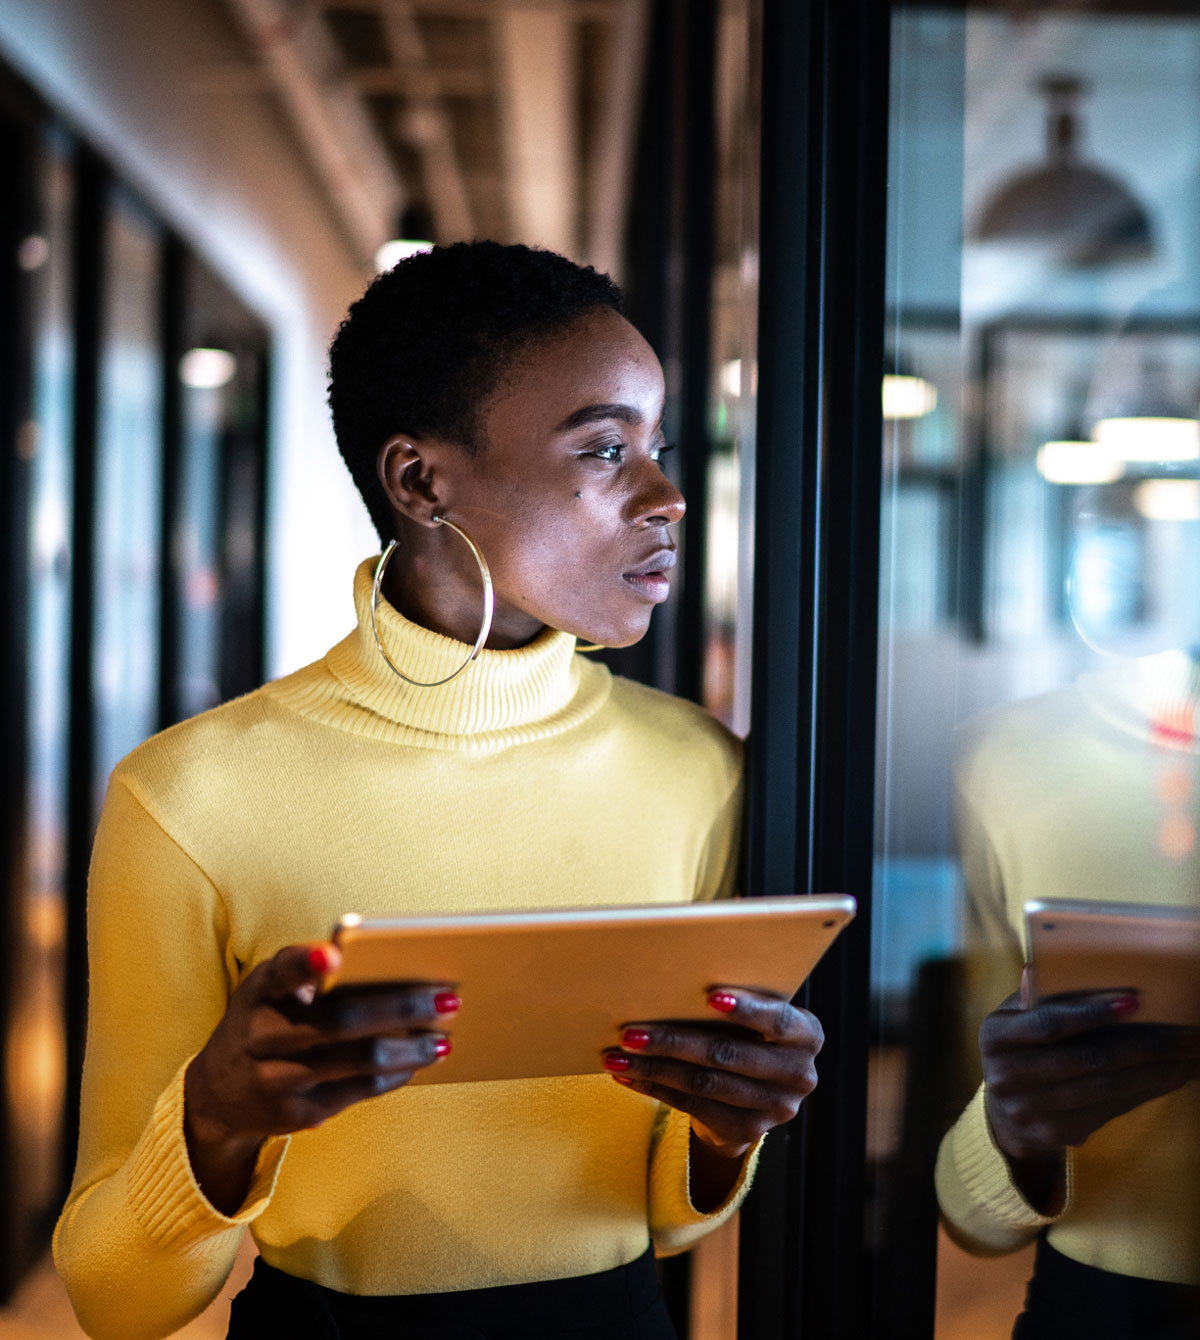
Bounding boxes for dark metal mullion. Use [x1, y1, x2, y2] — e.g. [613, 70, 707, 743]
[740, 0, 891, 1337]
[800, 0, 890, 1335]
[62, 144, 109, 1197]
[739, 2, 826, 1336]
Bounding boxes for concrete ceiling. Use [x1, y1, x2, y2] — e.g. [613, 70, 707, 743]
[223, 0, 648, 272]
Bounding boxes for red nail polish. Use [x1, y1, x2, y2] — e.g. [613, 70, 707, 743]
[434, 991, 461, 1016]
[308, 946, 330, 975]
[434, 1037, 452, 1058]
[708, 991, 737, 1014]
[612, 1075, 633, 1086]
[604, 1054, 631, 1072]
[1110, 994, 1140, 1018]
[622, 1028, 650, 1050]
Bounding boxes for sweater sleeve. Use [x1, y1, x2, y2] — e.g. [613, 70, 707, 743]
[648, 749, 759, 1255]
[934, 770, 1072, 1255]
[53, 775, 290, 1340]
[936, 1085, 1074, 1256]
[647, 1106, 762, 1256]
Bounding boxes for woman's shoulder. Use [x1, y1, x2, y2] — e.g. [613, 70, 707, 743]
[109, 680, 304, 815]
[604, 675, 743, 777]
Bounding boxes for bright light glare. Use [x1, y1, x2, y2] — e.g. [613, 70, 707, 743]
[179, 348, 236, 389]
[1092, 417, 1200, 463]
[374, 238, 434, 272]
[882, 375, 937, 420]
[1036, 440, 1123, 485]
[1132, 479, 1200, 522]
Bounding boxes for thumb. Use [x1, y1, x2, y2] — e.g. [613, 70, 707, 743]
[258, 941, 342, 1004]
[1020, 963, 1035, 1011]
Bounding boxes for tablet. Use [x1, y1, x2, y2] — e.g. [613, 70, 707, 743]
[323, 895, 856, 1084]
[1025, 898, 1200, 1027]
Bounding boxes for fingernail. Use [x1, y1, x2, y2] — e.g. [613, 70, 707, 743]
[622, 1028, 650, 1050]
[308, 946, 330, 975]
[612, 1075, 633, 1086]
[604, 1054, 631, 1072]
[708, 991, 737, 1014]
[434, 991, 461, 1016]
[1110, 994, 1139, 1017]
[434, 1037, 452, 1058]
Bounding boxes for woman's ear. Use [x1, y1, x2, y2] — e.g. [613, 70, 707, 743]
[378, 434, 442, 528]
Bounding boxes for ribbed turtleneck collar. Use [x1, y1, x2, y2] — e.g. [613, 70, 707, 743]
[267, 558, 611, 750]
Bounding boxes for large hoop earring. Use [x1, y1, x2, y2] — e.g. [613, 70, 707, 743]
[370, 516, 495, 688]
[575, 641, 605, 653]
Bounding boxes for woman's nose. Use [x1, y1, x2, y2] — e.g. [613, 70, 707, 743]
[630, 468, 686, 528]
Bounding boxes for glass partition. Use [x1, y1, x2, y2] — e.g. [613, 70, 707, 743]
[92, 187, 163, 822]
[872, 5, 1200, 1336]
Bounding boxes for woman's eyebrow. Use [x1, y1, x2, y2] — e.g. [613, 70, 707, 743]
[554, 402, 642, 431]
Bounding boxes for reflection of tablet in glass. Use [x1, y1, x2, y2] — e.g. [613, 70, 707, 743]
[1026, 898, 1200, 1026]
[324, 895, 856, 1084]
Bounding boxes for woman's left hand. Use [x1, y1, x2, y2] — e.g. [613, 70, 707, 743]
[603, 988, 824, 1160]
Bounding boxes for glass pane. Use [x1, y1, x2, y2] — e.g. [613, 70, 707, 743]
[168, 255, 269, 722]
[873, 6, 1200, 1337]
[701, 0, 760, 737]
[93, 189, 162, 820]
[11, 123, 74, 1254]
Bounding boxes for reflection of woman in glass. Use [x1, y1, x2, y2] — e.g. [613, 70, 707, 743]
[937, 650, 1200, 1340]
[54, 243, 824, 1340]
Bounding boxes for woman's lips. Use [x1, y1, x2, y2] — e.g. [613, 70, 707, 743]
[623, 570, 672, 602]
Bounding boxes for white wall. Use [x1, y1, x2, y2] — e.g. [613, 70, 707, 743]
[0, 0, 380, 676]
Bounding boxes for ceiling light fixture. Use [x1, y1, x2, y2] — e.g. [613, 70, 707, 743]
[179, 348, 237, 390]
[971, 74, 1154, 268]
[1037, 440, 1124, 485]
[882, 375, 938, 420]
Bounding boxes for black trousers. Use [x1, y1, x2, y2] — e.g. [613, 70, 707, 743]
[1013, 1237, 1200, 1340]
[225, 1247, 679, 1340]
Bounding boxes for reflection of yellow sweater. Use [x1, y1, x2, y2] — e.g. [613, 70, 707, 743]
[54, 560, 753, 1340]
[935, 654, 1200, 1285]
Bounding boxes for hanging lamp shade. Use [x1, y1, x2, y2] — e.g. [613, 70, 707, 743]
[972, 75, 1154, 268]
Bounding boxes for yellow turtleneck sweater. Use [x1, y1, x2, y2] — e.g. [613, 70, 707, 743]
[935, 652, 1200, 1285]
[53, 559, 753, 1340]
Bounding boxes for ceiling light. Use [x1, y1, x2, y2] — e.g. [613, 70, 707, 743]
[374, 238, 434, 273]
[1132, 479, 1200, 522]
[179, 348, 237, 389]
[971, 74, 1154, 268]
[1091, 417, 1200, 463]
[1036, 440, 1123, 485]
[882, 375, 938, 420]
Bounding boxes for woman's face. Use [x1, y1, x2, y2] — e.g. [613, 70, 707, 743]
[385, 306, 685, 649]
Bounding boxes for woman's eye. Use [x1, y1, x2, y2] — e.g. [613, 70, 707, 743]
[651, 443, 675, 465]
[588, 442, 625, 462]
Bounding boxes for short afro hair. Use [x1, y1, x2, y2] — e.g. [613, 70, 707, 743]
[328, 240, 624, 542]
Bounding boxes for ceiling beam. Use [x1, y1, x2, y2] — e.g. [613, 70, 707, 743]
[223, 0, 403, 263]
[378, 0, 477, 242]
[491, 1, 579, 256]
[584, 0, 647, 280]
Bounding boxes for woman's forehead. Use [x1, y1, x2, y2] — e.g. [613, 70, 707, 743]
[489, 311, 664, 426]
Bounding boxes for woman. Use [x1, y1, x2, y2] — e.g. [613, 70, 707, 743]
[54, 242, 824, 1340]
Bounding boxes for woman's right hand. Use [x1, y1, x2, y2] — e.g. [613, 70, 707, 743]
[980, 977, 1200, 1212]
[184, 942, 457, 1213]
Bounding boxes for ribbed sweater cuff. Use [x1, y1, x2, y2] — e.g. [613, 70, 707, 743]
[127, 1059, 290, 1250]
[952, 1084, 1073, 1230]
[652, 1107, 762, 1226]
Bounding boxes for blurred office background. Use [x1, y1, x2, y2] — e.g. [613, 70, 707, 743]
[1, 1, 1198, 1337]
